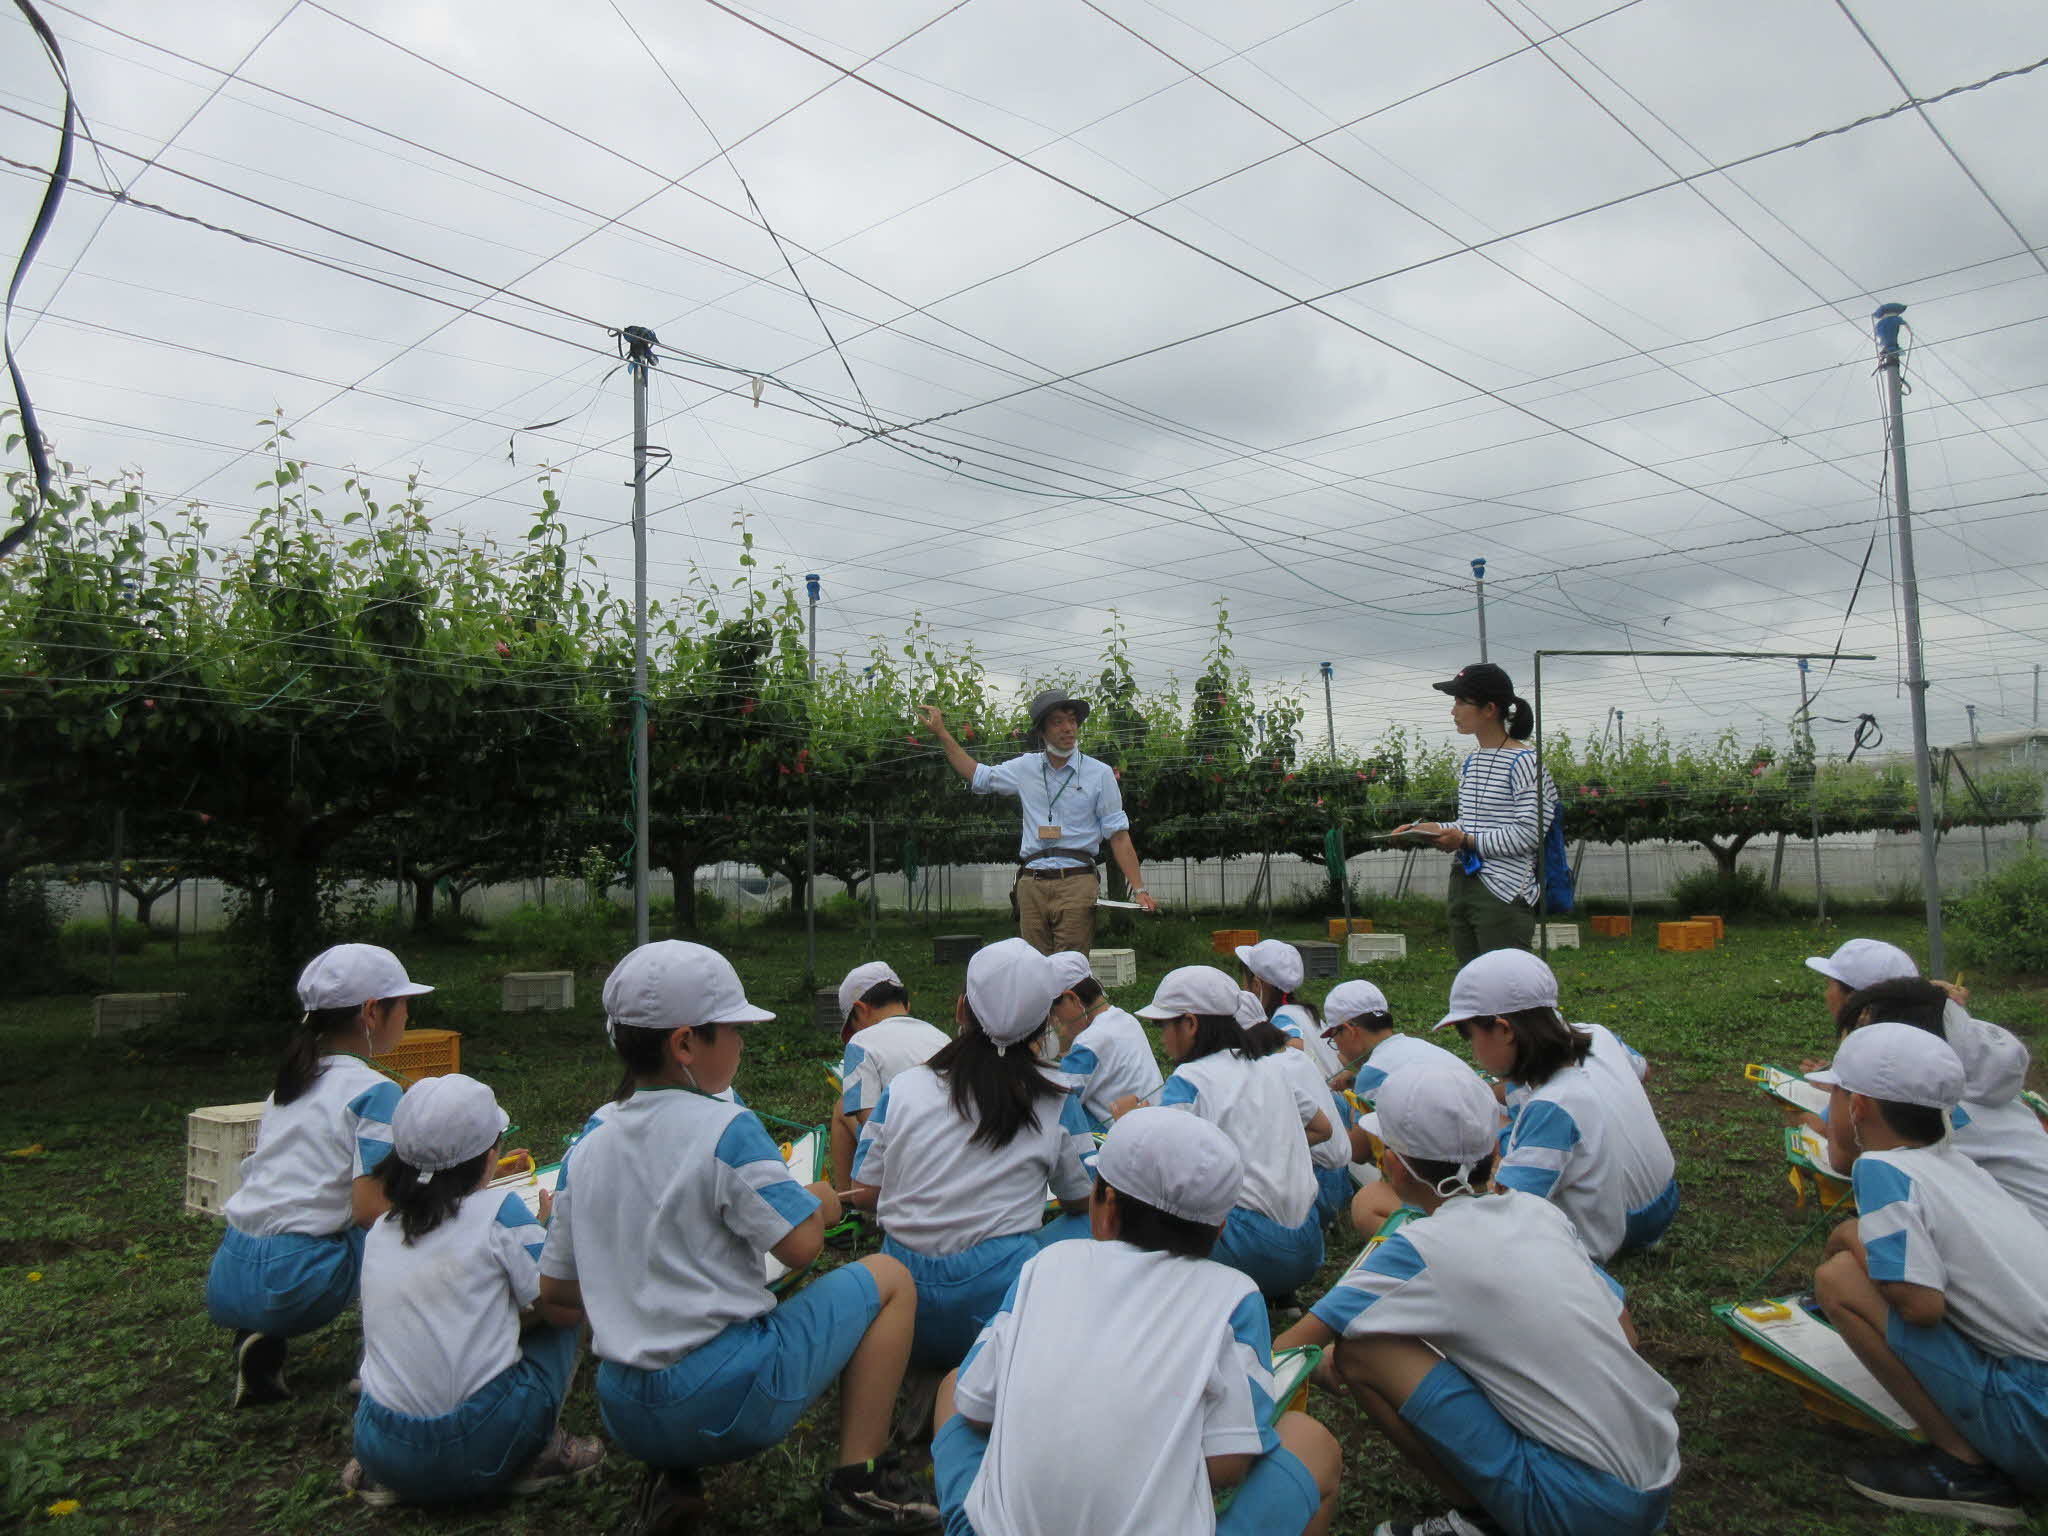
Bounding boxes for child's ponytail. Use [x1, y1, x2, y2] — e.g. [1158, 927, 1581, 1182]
[274, 1005, 355, 1105]
[930, 1008, 1065, 1152]
[378, 1146, 492, 1244]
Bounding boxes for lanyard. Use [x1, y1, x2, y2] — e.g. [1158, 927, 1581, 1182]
[1041, 756, 1079, 816]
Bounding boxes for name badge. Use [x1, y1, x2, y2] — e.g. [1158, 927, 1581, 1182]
[1037, 824, 1062, 840]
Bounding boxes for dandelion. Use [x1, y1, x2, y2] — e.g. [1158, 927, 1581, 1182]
[27, 1271, 43, 1283]
[46, 1499, 81, 1517]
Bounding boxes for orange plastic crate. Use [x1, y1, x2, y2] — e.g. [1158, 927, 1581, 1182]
[1658, 921, 1715, 952]
[1211, 929, 1260, 956]
[1591, 915, 1634, 937]
[1690, 914, 1726, 942]
[1326, 918, 1375, 939]
[374, 1028, 462, 1084]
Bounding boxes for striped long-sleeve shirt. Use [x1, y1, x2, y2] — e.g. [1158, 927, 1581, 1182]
[1447, 747, 1558, 906]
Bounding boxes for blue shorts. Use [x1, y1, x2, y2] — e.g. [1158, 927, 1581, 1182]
[1313, 1164, 1354, 1229]
[1213, 1206, 1325, 1301]
[933, 1414, 1319, 1536]
[884, 1231, 1040, 1372]
[354, 1325, 579, 1503]
[1402, 1359, 1671, 1536]
[598, 1262, 880, 1470]
[204, 1224, 366, 1339]
[1617, 1180, 1680, 1257]
[1888, 1312, 2048, 1488]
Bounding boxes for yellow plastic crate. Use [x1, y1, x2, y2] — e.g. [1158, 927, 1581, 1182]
[373, 1028, 462, 1084]
[1210, 929, 1259, 956]
[1325, 918, 1374, 939]
[1657, 920, 1716, 952]
[1690, 914, 1726, 942]
[185, 1102, 266, 1218]
[1590, 915, 1633, 937]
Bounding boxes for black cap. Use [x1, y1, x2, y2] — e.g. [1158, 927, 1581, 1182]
[1027, 688, 1090, 727]
[1432, 663, 1514, 700]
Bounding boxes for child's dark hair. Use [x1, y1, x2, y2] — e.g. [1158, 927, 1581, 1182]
[846, 980, 910, 1031]
[1456, 687, 1534, 740]
[1836, 978, 1950, 1039]
[1244, 972, 1323, 1028]
[1872, 1097, 1948, 1146]
[1341, 1007, 1395, 1035]
[1180, 1012, 1268, 1062]
[275, 1001, 397, 1106]
[1401, 1151, 1498, 1191]
[929, 1008, 1065, 1151]
[1072, 976, 1105, 1008]
[378, 1146, 494, 1244]
[609, 1020, 720, 1103]
[1457, 1007, 1590, 1087]
[1099, 1179, 1217, 1258]
[1240, 1020, 1292, 1058]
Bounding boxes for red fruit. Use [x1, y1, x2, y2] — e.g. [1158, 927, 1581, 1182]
[778, 764, 791, 776]
[1354, 771, 1366, 781]
[962, 726, 975, 741]
[1284, 773, 1296, 782]
[495, 640, 511, 657]
[740, 698, 758, 715]
[142, 699, 156, 710]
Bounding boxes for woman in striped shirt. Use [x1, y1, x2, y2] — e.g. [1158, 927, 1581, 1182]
[1395, 662, 1556, 964]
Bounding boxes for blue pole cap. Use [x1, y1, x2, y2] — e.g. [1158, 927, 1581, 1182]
[1319, 661, 1333, 678]
[1471, 557, 1487, 579]
[805, 573, 821, 600]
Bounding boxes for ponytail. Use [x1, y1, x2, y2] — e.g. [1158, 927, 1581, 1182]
[929, 1008, 1065, 1152]
[1180, 1012, 1254, 1063]
[1238, 1020, 1289, 1059]
[1505, 695, 1533, 739]
[378, 1146, 492, 1244]
[274, 1004, 359, 1105]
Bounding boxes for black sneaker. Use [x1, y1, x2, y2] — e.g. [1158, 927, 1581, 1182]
[232, 1331, 290, 1408]
[627, 1466, 706, 1536]
[1844, 1448, 2025, 1527]
[821, 1453, 940, 1530]
[1372, 1510, 1503, 1536]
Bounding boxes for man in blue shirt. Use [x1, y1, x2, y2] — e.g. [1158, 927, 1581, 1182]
[917, 690, 1157, 953]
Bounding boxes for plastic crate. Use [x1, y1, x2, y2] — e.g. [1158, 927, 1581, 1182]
[933, 934, 984, 964]
[185, 1102, 267, 1218]
[1690, 914, 1727, 942]
[1590, 915, 1633, 937]
[373, 1028, 463, 1083]
[1539, 924, 1581, 950]
[1288, 939, 1341, 979]
[1658, 921, 1716, 953]
[1087, 948, 1137, 988]
[1210, 929, 1259, 956]
[814, 988, 843, 1031]
[1326, 918, 1374, 939]
[93, 992, 184, 1037]
[1347, 933, 1409, 964]
[501, 971, 575, 1012]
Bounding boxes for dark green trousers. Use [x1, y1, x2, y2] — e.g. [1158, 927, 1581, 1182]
[1447, 868, 1536, 965]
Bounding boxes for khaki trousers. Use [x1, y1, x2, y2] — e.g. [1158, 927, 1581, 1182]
[1015, 870, 1098, 955]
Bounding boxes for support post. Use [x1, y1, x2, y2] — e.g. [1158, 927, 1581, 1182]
[805, 572, 820, 989]
[1875, 302, 1946, 973]
[623, 324, 658, 951]
[1532, 651, 1546, 953]
[1799, 659, 1826, 922]
[1472, 557, 1488, 662]
[106, 808, 124, 985]
[1617, 708, 1634, 927]
[1319, 661, 1335, 755]
[867, 817, 878, 958]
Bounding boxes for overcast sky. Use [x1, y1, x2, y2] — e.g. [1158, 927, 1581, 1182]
[4, 0, 2046, 760]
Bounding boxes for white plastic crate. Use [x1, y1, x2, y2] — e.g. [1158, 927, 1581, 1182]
[185, 1102, 266, 1218]
[93, 992, 184, 1037]
[1539, 923, 1582, 950]
[501, 971, 575, 1012]
[1086, 948, 1137, 988]
[1347, 933, 1408, 965]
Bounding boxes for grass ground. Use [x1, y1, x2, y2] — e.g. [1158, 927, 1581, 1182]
[2, 904, 2045, 1534]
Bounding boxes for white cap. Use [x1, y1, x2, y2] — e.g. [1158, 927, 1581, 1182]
[1325, 980, 1391, 1029]
[1234, 938, 1303, 993]
[603, 941, 775, 1034]
[966, 938, 1060, 1051]
[837, 960, 903, 1018]
[1810, 1020, 1966, 1110]
[1805, 939, 1919, 993]
[1435, 948, 1559, 1029]
[1047, 950, 1093, 996]
[296, 944, 435, 1012]
[1137, 965, 1242, 1021]
[392, 1074, 508, 1181]
[1094, 1106, 1244, 1227]
[1233, 989, 1269, 1032]
[1376, 1067, 1501, 1192]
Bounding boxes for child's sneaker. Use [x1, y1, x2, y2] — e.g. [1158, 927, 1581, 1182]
[510, 1428, 607, 1495]
[1844, 1447, 2025, 1527]
[232, 1331, 290, 1408]
[821, 1453, 940, 1529]
[627, 1466, 706, 1536]
[338, 1458, 399, 1508]
[1373, 1510, 1502, 1536]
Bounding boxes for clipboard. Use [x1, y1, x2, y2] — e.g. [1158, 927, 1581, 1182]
[1746, 1062, 1831, 1117]
[1784, 1124, 1855, 1210]
[1213, 1344, 1324, 1516]
[1095, 898, 1144, 910]
[2024, 1089, 2048, 1132]
[1374, 829, 1442, 849]
[1714, 1296, 1921, 1440]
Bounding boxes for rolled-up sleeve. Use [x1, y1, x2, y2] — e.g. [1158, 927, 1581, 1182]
[971, 757, 1025, 797]
[1092, 762, 1130, 836]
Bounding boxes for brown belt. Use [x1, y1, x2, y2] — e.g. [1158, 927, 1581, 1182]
[1022, 866, 1098, 881]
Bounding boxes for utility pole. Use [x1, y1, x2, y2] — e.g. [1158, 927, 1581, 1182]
[1875, 302, 1946, 974]
[1471, 557, 1488, 662]
[804, 572, 820, 989]
[623, 325, 658, 950]
[1319, 661, 1335, 755]
[2033, 663, 2040, 727]
[1800, 658, 1825, 922]
[1966, 703, 1980, 748]
[1616, 708, 1633, 927]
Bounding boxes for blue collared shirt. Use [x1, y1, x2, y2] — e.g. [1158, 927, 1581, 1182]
[971, 749, 1130, 866]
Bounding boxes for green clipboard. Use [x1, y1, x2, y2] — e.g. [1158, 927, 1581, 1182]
[1783, 1124, 1855, 1210]
[1745, 1062, 1830, 1117]
[2024, 1089, 2048, 1131]
[1214, 1344, 1323, 1515]
[1714, 1296, 1921, 1441]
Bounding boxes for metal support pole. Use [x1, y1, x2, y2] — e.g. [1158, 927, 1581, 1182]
[1337, 826, 1352, 935]
[2034, 663, 2040, 727]
[1471, 557, 1488, 662]
[1319, 661, 1335, 756]
[1875, 303, 1946, 973]
[1617, 709, 1634, 926]
[106, 807, 124, 985]
[805, 572, 820, 989]
[1533, 651, 1546, 953]
[1800, 659, 1825, 922]
[867, 818, 878, 958]
[1966, 703, 1980, 748]
[623, 325, 658, 951]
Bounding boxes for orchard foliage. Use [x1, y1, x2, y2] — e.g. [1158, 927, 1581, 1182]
[3, 449, 2040, 976]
